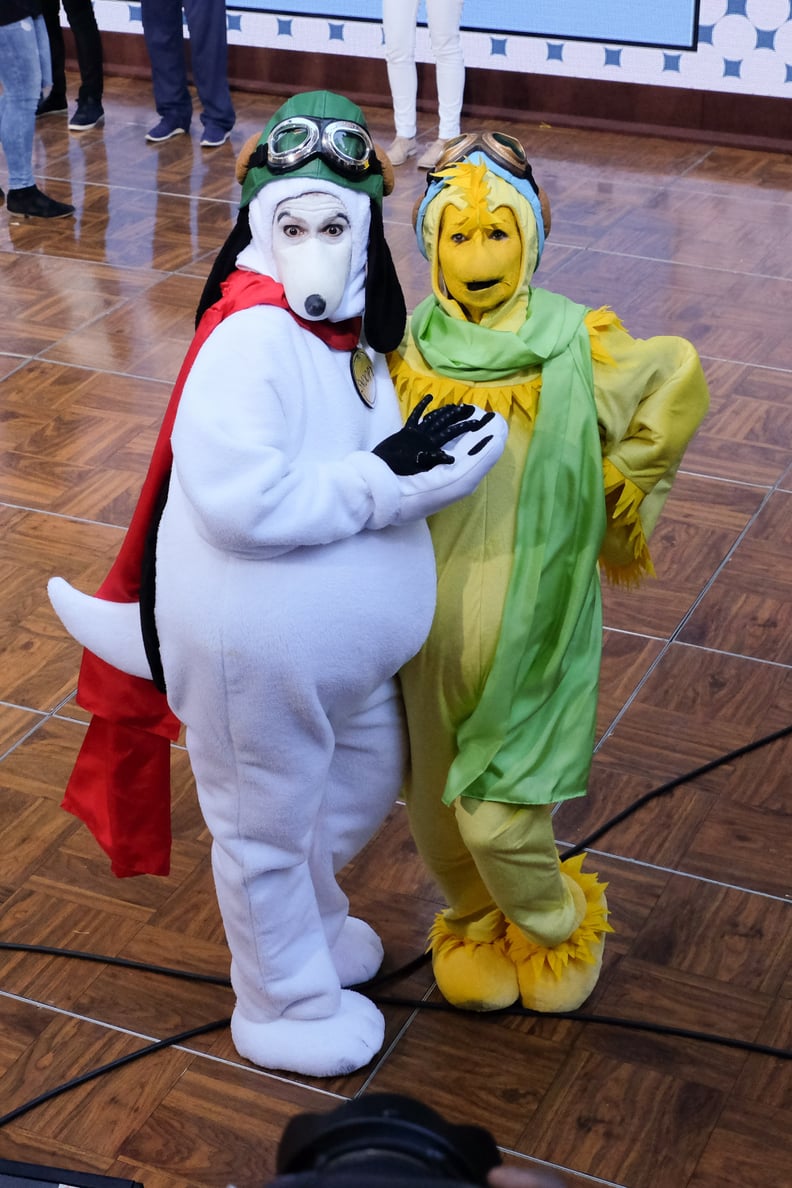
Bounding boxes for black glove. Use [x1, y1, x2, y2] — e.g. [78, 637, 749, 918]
[373, 395, 495, 476]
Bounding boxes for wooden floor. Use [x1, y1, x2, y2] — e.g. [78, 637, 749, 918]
[1, 74, 791, 1188]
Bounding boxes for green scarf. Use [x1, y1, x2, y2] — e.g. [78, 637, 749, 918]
[412, 287, 607, 806]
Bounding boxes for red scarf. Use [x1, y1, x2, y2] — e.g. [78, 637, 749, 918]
[62, 270, 362, 877]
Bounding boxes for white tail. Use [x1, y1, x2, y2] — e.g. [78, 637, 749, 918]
[47, 577, 152, 680]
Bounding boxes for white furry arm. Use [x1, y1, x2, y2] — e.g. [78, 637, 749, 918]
[170, 310, 403, 556]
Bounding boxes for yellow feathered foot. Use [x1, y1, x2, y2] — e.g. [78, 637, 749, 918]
[506, 854, 614, 1014]
[428, 912, 519, 1011]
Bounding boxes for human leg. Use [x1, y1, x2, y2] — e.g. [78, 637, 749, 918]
[62, 0, 104, 103]
[383, 0, 419, 161]
[0, 17, 73, 215]
[0, 17, 43, 189]
[181, 0, 235, 139]
[140, 0, 192, 131]
[426, 0, 464, 139]
[38, 0, 67, 105]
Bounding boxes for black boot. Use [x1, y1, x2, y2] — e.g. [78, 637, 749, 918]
[6, 185, 74, 219]
[36, 91, 68, 117]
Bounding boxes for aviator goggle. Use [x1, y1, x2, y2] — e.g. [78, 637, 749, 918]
[248, 116, 381, 180]
[429, 131, 540, 195]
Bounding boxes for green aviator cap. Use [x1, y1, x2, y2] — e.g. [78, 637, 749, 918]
[240, 90, 384, 208]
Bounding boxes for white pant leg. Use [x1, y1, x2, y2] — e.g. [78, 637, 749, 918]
[183, 674, 342, 1024]
[310, 677, 407, 949]
[427, 0, 465, 139]
[383, 0, 420, 138]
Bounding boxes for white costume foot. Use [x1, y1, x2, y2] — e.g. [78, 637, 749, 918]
[331, 917, 384, 986]
[230, 990, 385, 1076]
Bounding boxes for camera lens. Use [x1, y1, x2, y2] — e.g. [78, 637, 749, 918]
[273, 1093, 500, 1187]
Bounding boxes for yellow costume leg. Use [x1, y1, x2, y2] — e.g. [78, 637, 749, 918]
[455, 800, 612, 1012]
[404, 772, 518, 1011]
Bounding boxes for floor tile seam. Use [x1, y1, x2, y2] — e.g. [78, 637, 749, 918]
[0, 498, 128, 532]
[5, 355, 175, 386]
[593, 630, 788, 754]
[0, 244, 171, 285]
[664, 478, 780, 650]
[676, 146, 721, 180]
[697, 352, 792, 376]
[558, 848, 792, 905]
[602, 626, 666, 647]
[49, 706, 189, 755]
[667, 638, 792, 672]
[13, 173, 222, 201]
[0, 356, 35, 384]
[0, 709, 50, 763]
[495, 1146, 620, 1188]
[675, 470, 777, 492]
[358, 989, 433, 1092]
[549, 240, 792, 283]
[599, 626, 792, 671]
[0, 986, 358, 1101]
[31, 355, 181, 385]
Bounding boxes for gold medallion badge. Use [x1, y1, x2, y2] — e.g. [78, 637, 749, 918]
[350, 347, 376, 407]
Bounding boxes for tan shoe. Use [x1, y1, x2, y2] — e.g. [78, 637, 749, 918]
[386, 135, 417, 166]
[417, 138, 448, 170]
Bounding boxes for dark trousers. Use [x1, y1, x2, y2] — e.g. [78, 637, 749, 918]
[140, 0, 235, 132]
[41, 0, 103, 103]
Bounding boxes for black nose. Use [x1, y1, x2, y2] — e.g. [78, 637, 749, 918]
[304, 294, 326, 317]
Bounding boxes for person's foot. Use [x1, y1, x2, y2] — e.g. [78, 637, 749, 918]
[69, 97, 104, 131]
[145, 118, 189, 143]
[36, 91, 68, 118]
[6, 185, 74, 219]
[386, 135, 417, 166]
[0, 187, 4, 205]
[417, 138, 449, 170]
[199, 123, 232, 148]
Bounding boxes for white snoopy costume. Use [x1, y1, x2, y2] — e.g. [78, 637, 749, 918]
[49, 92, 506, 1077]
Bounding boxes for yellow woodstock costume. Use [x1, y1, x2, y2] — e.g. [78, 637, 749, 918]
[390, 133, 709, 1013]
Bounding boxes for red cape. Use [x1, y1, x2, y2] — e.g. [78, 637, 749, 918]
[62, 270, 361, 876]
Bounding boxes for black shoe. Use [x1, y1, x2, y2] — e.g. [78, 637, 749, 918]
[6, 185, 75, 219]
[0, 187, 4, 205]
[36, 91, 68, 118]
[69, 97, 104, 131]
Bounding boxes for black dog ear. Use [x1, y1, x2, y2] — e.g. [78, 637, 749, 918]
[363, 200, 407, 354]
[195, 206, 253, 328]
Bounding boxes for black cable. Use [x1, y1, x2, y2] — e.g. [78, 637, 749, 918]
[0, 1017, 230, 1127]
[561, 722, 792, 860]
[371, 996, 792, 1060]
[0, 942, 232, 986]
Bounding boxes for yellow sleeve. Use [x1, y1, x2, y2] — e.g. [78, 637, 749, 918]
[584, 309, 710, 586]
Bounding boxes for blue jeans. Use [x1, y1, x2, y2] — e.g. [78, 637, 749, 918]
[0, 15, 52, 190]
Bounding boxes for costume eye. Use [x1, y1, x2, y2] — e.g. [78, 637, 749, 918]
[280, 222, 304, 238]
[489, 228, 508, 241]
[449, 232, 468, 244]
[322, 221, 347, 237]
